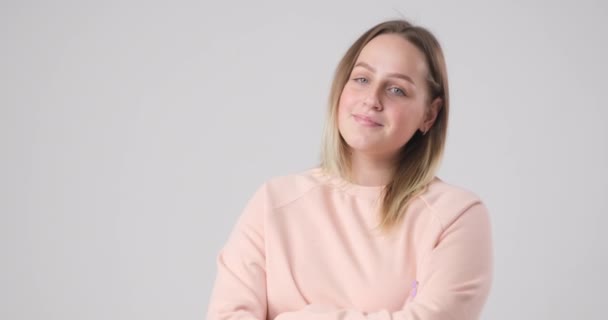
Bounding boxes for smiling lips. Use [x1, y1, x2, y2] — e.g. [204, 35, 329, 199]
[353, 114, 382, 127]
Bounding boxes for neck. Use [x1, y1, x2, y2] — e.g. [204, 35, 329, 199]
[348, 151, 396, 186]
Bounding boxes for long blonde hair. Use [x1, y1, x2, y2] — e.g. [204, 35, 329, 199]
[320, 19, 449, 233]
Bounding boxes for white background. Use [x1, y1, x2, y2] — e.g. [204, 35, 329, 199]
[1, 0, 607, 319]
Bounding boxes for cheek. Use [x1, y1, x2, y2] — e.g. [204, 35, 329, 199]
[337, 94, 351, 122]
[389, 107, 424, 136]
[338, 87, 360, 113]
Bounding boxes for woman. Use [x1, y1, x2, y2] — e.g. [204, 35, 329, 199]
[207, 19, 493, 320]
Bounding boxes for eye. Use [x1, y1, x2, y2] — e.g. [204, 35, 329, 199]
[353, 77, 368, 84]
[389, 86, 407, 96]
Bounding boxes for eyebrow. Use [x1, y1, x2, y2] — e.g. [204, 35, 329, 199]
[353, 61, 416, 87]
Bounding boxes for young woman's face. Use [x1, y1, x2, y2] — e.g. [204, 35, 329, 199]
[338, 33, 438, 160]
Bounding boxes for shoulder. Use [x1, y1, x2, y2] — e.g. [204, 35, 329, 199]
[419, 177, 489, 230]
[252, 166, 327, 210]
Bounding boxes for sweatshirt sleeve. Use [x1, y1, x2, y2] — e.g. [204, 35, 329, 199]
[206, 184, 268, 320]
[274, 202, 494, 320]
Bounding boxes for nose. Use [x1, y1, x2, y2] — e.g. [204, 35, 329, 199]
[363, 86, 383, 111]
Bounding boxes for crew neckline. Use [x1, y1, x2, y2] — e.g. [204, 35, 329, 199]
[310, 167, 386, 201]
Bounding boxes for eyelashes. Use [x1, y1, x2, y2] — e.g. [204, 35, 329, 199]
[352, 77, 408, 97]
[389, 86, 406, 96]
[353, 77, 368, 84]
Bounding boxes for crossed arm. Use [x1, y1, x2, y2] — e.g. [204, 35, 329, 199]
[206, 187, 493, 320]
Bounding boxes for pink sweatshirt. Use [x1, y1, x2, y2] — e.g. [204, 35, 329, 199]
[206, 167, 493, 320]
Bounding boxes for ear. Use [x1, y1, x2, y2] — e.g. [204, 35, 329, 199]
[420, 97, 442, 132]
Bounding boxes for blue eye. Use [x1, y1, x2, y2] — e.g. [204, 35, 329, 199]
[353, 77, 368, 84]
[390, 87, 407, 96]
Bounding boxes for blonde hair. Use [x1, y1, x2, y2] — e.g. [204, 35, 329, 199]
[320, 19, 449, 233]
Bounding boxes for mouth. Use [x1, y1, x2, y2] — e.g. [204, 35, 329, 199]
[352, 114, 382, 127]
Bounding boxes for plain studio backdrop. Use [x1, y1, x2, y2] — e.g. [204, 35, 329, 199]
[1, 0, 607, 319]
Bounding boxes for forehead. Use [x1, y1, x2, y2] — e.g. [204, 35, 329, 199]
[355, 33, 428, 79]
